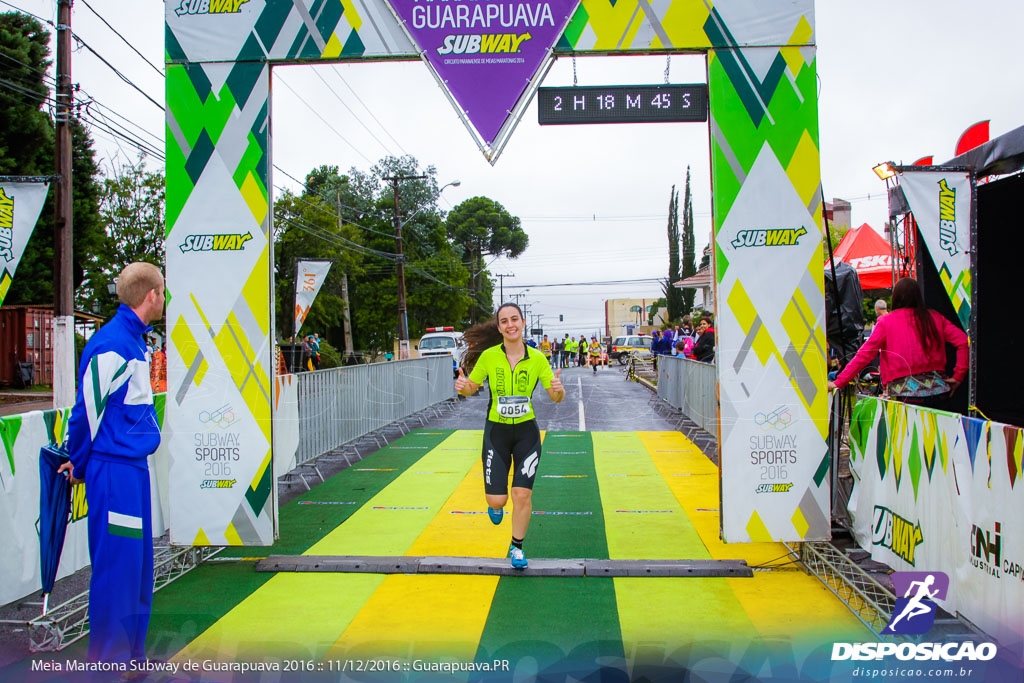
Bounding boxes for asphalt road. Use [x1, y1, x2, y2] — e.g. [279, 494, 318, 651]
[435, 361, 677, 432]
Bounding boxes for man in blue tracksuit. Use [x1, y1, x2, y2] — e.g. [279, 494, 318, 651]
[59, 262, 164, 664]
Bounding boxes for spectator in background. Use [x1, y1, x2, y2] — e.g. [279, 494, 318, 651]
[541, 334, 552, 366]
[829, 277, 967, 410]
[661, 326, 675, 356]
[875, 299, 888, 319]
[577, 335, 588, 367]
[692, 317, 716, 363]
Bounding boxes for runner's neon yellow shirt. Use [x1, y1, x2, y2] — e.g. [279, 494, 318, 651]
[469, 343, 554, 424]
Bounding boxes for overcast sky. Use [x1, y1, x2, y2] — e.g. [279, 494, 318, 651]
[8, 0, 1024, 339]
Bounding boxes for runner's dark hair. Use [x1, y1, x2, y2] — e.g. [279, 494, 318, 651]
[891, 277, 940, 350]
[461, 303, 524, 374]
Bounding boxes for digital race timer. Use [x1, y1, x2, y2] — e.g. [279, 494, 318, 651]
[537, 84, 708, 125]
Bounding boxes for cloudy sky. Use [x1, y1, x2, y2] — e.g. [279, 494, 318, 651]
[7, 0, 1023, 339]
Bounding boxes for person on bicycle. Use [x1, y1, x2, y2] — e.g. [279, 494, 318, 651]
[455, 303, 565, 569]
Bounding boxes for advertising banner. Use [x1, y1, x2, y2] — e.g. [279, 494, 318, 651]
[710, 40, 830, 543]
[898, 170, 972, 329]
[166, 60, 276, 546]
[848, 397, 1024, 656]
[0, 181, 49, 306]
[293, 258, 332, 336]
[385, 0, 579, 154]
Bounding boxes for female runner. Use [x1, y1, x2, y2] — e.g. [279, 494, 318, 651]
[455, 303, 565, 569]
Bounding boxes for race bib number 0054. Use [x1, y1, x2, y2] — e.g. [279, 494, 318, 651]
[497, 396, 532, 418]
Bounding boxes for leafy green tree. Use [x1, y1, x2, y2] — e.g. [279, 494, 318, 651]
[80, 157, 165, 319]
[445, 196, 527, 323]
[0, 13, 105, 308]
[680, 166, 696, 314]
[273, 166, 364, 347]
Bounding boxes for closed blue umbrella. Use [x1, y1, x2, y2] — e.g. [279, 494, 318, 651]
[37, 443, 72, 616]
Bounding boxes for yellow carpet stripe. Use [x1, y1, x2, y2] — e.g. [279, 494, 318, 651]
[593, 432, 758, 647]
[638, 432, 868, 641]
[326, 431, 503, 660]
[173, 432, 471, 662]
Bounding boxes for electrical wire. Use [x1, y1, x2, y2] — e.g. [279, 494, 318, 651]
[275, 75, 371, 164]
[69, 31, 164, 111]
[78, 0, 164, 77]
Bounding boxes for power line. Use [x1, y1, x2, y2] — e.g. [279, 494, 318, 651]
[310, 68, 393, 158]
[78, 0, 164, 77]
[275, 75, 371, 164]
[329, 65, 409, 157]
[506, 278, 664, 289]
[70, 31, 164, 111]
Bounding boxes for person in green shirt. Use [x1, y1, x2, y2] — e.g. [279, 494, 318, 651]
[455, 302, 565, 569]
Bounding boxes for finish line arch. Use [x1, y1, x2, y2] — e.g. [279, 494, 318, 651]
[164, 0, 827, 546]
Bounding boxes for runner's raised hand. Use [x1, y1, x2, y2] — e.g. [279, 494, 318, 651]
[455, 366, 468, 393]
[551, 368, 563, 393]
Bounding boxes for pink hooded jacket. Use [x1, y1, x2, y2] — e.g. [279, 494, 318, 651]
[834, 309, 968, 388]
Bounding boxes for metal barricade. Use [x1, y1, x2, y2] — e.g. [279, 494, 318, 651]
[657, 355, 718, 434]
[295, 357, 453, 465]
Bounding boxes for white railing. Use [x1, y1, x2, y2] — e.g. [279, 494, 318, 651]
[657, 355, 718, 434]
[295, 356, 454, 465]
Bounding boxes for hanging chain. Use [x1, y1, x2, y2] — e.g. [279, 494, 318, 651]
[664, 55, 671, 84]
[572, 55, 578, 86]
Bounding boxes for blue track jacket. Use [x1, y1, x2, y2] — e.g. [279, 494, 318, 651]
[68, 304, 161, 475]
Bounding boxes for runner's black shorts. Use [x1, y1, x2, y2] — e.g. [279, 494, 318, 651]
[481, 419, 542, 495]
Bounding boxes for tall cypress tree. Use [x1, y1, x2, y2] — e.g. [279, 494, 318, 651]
[680, 165, 696, 314]
[665, 185, 684, 321]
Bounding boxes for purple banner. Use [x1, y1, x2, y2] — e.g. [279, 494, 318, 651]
[387, 0, 579, 145]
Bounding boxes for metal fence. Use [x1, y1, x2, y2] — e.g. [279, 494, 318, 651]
[295, 356, 454, 465]
[657, 355, 718, 434]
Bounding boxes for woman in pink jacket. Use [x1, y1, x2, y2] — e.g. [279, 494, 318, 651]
[828, 277, 967, 408]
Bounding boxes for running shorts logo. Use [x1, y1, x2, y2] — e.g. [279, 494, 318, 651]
[485, 449, 494, 484]
[882, 571, 948, 635]
[731, 227, 807, 248]
[0, 187, 14, 262]
[179, 232, 252, 253]
[521, 451, 539, 478]
[937, 178, 958, 256]
[175, 0, 250, 16]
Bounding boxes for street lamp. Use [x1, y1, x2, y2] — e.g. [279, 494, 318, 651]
[385, 176, 462, 359]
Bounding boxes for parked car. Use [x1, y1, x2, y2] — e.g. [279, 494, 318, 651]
[417, 327, 466, 377]
[610, 335, 653, 364]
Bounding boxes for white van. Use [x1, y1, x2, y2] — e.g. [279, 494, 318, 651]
[417, 327, 466, 376]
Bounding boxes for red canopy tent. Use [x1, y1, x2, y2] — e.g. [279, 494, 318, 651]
[830, 223, 896, 290]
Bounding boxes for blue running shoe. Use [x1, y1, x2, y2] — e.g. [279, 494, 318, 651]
[487, 507, 504, 525]
[508, 544, 528, 570]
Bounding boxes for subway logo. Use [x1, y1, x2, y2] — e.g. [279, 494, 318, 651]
[179, 232, 252, 253]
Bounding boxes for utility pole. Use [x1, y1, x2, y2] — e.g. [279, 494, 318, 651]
[53, 0, 74, 409]
[383, 174, 426, 359]
[494, 273, 514, 305]
[337, 190, 354, 361]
